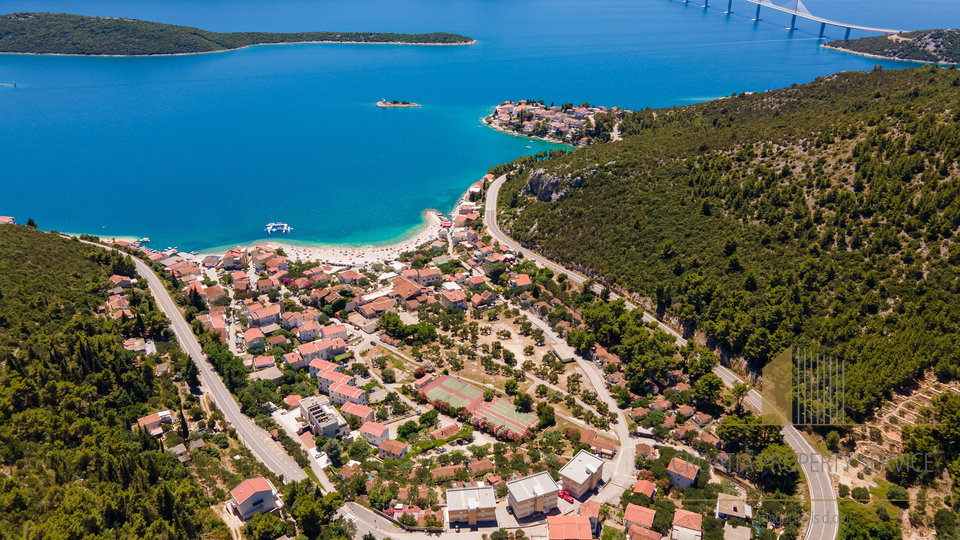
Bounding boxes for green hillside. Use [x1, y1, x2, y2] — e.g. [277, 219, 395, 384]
[826, 29, 960, 64]
[494, 65, 960, 420]
[0, 226, 228, 540]
[0, 12, 474, 56]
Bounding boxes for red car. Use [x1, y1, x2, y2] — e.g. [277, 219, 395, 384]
[559, 490, 574, 503]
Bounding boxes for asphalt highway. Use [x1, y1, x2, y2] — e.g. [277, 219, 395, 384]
[83, 239, 307, 483]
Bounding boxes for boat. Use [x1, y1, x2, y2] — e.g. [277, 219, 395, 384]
[265, 222, 293, 234]
[526, 145, 532, 148]
[139, 237, 151, 244]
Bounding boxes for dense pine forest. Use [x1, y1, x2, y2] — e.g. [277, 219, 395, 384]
[826, 29, 960, 65]
[495, 65, 960, 421]
[0, 226, 228, 540]
[0, 12, 474, 56]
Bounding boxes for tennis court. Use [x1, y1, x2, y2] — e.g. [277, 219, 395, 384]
[475, 398, 537, 433]
[422, 375, 486, 411]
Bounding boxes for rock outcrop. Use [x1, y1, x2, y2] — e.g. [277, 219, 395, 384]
[522, 168, 597, 202]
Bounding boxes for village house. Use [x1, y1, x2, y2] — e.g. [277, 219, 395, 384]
[136, 410, 172, 436]
[329, 382, 366, 406]
[547, 516, 593, 540]
[715, 493, 752, 521]
[632, 479, 657, 501]
[296, 320, 321, 341]
[415, 374, 434, 389]
[672, 509, 703, 540]
[249, 304, 282, 326]
[624, 503, 657, 531]
[430, 423, 460, 440]
[253, 355, 275, 371]
[359, 421, 390, 447]
[667, 457, 700, 489]
[509, 274, 533, 289]
[378, 439, 409, 460]
[317, 369, 354, 395]
[229, 477, 282, 521]
[243, 328, 265, 350]
[221, 248, 245, 270]
[341, 402, 375, 423]
[338, 269, 363, 284]
[109, 275, 133, 288]
[321, 324, 348, 341]
[440, 289, 468, 310]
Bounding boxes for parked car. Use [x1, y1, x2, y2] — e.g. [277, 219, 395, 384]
[506, 506, 514, 515]
[559, 490, 574, 503]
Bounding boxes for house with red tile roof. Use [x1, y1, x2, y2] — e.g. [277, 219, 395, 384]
[633, 479, 657, 499]
[321, 324, 348, 341]
[230, 477, 282, 521]
[378, 438, 409, 460]
[317, 370, 354, 395]
[430, 423, 460, 440]
[414, 374, 434, 389]
[624, 503, 656, 530]
[329, 383, 366, 406]
[672, 509, 703, 539]
[338, 270, 363, 284]
[253, 355, 276, 371]
[109, 275, 133, 288]
[296, 320, 321, 341]
[360, 421, 390, 447]
[509, 274, 532, 289]
[547, 516, 593, 540]
[341, 402, 375, 423]
[204, 285, 227, 303]
[243, 328, 265, 349]
[440, 289, 467, 309]
[249, 304, 282, 326]
[284, 394, 303, 408]
[667, 457, 700, 489]
[628, 525, 663, 540]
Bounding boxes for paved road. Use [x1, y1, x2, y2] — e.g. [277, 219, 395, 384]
[484, 176, 838, 540]
[85, 240, 308, 483]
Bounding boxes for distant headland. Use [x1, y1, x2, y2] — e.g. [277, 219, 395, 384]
[824, 29, 959, 65]
[376, 99, 422, 108]
[0, 12, 476, 56]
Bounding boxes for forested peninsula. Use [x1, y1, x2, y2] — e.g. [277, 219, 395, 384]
[0, 12, 475, 56]
[825, 29, 960, 64]
[493, 65, 960, 421]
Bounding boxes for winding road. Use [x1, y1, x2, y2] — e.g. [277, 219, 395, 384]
[84, 240, 308, 483]
[483, 176, 838, 540]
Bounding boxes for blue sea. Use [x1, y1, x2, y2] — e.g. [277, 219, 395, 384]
[1, 0, 957, 251]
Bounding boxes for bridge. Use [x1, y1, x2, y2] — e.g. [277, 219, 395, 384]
[695, 0, 905, 39]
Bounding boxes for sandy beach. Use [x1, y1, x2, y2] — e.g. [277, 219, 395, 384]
[194, 210, 448, 269]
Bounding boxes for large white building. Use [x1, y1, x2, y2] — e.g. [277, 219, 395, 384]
[557, 449, 604, 499]
[446, 485, 497, 525]
[506, 471, 560, 519]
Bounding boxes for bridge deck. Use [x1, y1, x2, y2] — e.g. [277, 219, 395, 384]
[742, 0, 904, 34]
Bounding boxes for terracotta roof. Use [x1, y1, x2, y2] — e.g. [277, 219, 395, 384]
[431, 424, 460, 439]
[379, 438, 408, 456]
[330, 383, 365, 399]
[633, 479, 656, 498]
[673, 509, 702, 532]
[230, 477, 273, 505]
[342, 402, 374, 418]
[361, 421, 389, 437]
[547, 516, 593, 540]
[628, 525, 663, 540]
[667, 457, 700, 481]
[579, 501, 601, 519]
[284, 394, 303, 407]
[625, 503, 656, 528]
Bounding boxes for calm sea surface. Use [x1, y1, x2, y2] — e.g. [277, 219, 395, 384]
[1, 0, 957, 250]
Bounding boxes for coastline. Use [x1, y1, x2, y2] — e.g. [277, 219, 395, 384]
[0, 39, 477, 58]
[820, 44, 957, 65]
[76, 207, 451, 268]
[480, 115, 576, 148]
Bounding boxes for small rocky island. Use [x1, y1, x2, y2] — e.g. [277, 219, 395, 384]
[824, 29, 960, 64]
[376, 99, 422, 108]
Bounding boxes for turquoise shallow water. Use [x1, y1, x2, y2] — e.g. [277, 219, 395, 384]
[2, 0, 958, 251]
